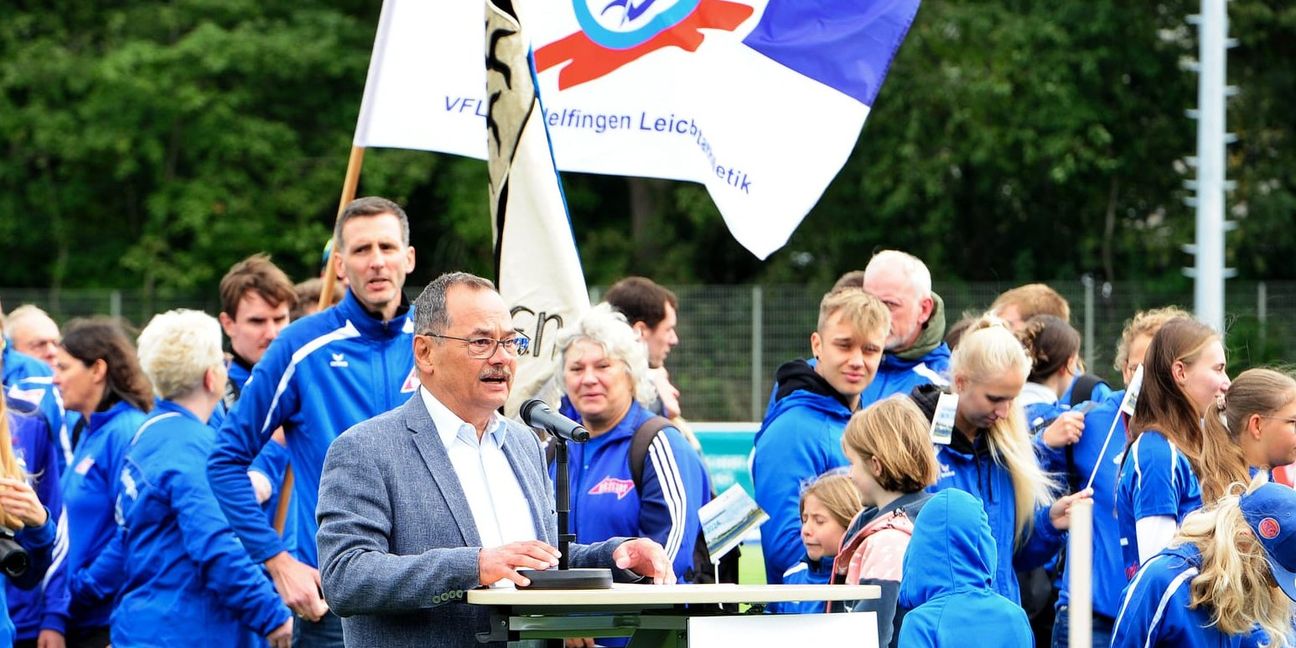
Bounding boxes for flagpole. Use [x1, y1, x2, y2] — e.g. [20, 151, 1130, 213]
[317, 144, 367, 311]
[272, 144, 366, 537]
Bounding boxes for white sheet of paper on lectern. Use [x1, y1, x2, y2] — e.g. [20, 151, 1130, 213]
[689, 611, 878, 647]
[698, 484, 767, 560]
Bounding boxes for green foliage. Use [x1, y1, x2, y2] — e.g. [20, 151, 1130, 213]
[1, 0, 1293, 300]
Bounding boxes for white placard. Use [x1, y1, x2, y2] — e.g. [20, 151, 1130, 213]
[689, 611, 877, 647]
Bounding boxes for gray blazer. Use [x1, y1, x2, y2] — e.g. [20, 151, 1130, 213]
[317, 394, 628, 648]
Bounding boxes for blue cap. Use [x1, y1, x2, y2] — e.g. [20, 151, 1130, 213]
[1241, 482, 1296, 602]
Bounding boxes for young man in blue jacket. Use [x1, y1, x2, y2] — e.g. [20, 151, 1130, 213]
[208, 196, 418, 647]
[752, 288, 889, 583]
[856, 250, 951, 407]
[211, 254, 299, 529]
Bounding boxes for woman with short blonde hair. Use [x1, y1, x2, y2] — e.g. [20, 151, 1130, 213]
[70, 310, 292, 647]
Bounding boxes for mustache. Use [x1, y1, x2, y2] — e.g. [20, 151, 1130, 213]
[480, 368, 513, 380]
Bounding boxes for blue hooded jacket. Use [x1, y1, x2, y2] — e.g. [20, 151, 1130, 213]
[911, 384, 1064, 604]
[61, 399, 148, 631]
[1110, 543, 1251, 648]
[897, 489, 1033, 647]
[752, 359, 853, 584]
[208, 289, 416, 568]
[5, 402, 69, 641]
[73, 401, 290, 647]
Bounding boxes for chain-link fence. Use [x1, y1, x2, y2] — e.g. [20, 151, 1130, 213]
[663, 281, 1296, 422]
[4, 281, 1295, 421]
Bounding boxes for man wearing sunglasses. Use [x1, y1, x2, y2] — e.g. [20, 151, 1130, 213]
[209, 196, 418, 648]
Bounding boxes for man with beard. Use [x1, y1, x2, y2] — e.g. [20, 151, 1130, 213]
[856, 250, 952, 407]
[209, 197, 418, 648]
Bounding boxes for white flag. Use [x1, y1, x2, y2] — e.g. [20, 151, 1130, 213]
[355, 0, 921, 259]
[485, 0, 590, 416]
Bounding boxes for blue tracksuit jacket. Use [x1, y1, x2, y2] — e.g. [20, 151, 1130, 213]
[5, 403, 69, 640]
[2, 346, 50, 386]
[752, 359, 853, 584]
[897, 489, 1033, 647]
[1053, 390, 1131, 619]
[911, 384, 1064, 604]
[556, 401, 709, 581]
[5, 373, 72, 476]
[856, 343, 951, 408]
[0, 403, 55, 648]
[72, 400, 290, 647]
[1115, 428, 1202, 580]
[767, 554, 832, 614]
[1110, 543, 1257, 648]
[208, 357, 294, 538]
[61, 399, 147, 630]
[208, 290, 416, 567]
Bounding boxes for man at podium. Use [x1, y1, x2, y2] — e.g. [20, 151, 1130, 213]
[316, 272, 672, 648]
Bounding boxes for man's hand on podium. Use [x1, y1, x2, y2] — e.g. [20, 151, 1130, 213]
[479, 540, 562, 587]
[613, 538, 674, 584]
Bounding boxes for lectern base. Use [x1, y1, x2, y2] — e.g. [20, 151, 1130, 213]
[517, 568, 613, 590]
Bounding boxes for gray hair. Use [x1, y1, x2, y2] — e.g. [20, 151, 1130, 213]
[4, 304, 57, 338]
[556, 303, 658, 407]
[413, 272, 496, 336]
[137, 309, 224, 400]
[864, 249, 933, 299]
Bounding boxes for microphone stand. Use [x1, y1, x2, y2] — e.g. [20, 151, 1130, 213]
[519, 434, 612, 589]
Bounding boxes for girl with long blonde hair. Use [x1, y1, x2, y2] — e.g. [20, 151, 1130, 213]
[908, 315, 1090, 605]
[1111, 476, 1296, 647]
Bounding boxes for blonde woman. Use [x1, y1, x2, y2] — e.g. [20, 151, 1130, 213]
[908, 316, 1089, 605]
[1111, 477, 1295, 647]
[70, 310, 292, 647]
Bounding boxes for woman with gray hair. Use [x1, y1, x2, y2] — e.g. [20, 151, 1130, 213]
[70, 309, 292, 648]
[554, 303, 711, 587]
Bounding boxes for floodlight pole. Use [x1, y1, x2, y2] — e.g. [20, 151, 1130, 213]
[1184, 0, 1236, 332]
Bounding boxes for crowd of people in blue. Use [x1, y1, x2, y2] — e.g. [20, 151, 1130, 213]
[0, 196, 1293, 647]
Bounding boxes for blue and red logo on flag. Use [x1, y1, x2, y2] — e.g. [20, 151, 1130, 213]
[536, 0, 754, 89]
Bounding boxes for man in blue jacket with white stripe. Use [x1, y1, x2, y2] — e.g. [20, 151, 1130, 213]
[209, 196, 418, 648]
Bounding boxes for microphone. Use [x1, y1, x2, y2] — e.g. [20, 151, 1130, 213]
[520, 399, 590, 442]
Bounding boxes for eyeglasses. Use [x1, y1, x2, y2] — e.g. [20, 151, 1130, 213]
[423, 333, 530, 358]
